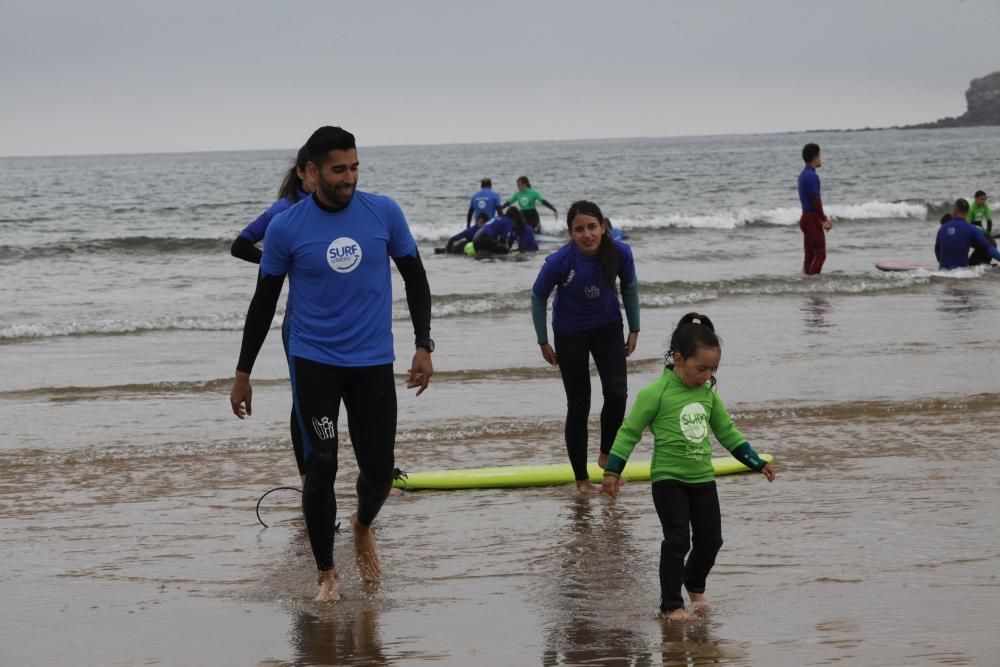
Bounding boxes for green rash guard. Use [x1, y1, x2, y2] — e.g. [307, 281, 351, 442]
[507, 188, 546, 211]
[967, 202, 993, 232]
[605, 368, 764, 484]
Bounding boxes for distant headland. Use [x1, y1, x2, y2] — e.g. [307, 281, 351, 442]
[809, 70, 1000, 133]
[903, 70, 1000, 129]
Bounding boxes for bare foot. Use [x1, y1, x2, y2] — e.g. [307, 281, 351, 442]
[689, 592, 710, 615]
[575, 479, 596, 494]
[665, 607, 690, 622]
[314, 569, 341, 602]
[351, 512, 382, 583]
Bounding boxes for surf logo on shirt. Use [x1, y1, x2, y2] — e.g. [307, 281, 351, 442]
[679, 402, 708, 443]
[326, 237, 363, 273]
[562, 269, 575, 287]
[312, 416, 337, 441]
[585, 285, 600, 299]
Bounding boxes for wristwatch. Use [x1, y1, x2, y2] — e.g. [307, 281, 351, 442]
[416, 338, 435, 353]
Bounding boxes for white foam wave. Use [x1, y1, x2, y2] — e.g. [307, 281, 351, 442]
[595, 200, 929, 231]
[0, 313, 283, 340]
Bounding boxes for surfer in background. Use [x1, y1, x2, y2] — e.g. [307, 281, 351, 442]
[798, 143, 832, 275]
[601, 313, 775, 621]
[966, 191, 997, 266]
[445, 212, 490, 253]
[967, 190, 993, 235]
[229, 126, 433, 602]
[473, 207, 537, 255]
[230, 145, 315, 483]
[936, 198, 1000, 270]
[467, 178, 504, 229]
[505, 176, 558, 234]
[531, 200, 640, 493]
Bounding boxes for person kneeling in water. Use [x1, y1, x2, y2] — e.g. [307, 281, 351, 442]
[446, 212, 489, 253]
[473, 207, 535, 254]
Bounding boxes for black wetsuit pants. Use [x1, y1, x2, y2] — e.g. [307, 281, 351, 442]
[652, 480, 723, 612]
[290, 356, 397, 572]
[523, 208, 541, 233]
[473, 235, 509, 254]
[554, 321, 628, 481]
[969, 231, 997, 266]
[281, 317, 304, 475]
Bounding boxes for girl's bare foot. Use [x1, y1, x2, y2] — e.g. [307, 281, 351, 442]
[351, 512, 382, 582]
[689, 592, 710, 614]
[314, 569, 341, 602]
[665, 607, 690, 622]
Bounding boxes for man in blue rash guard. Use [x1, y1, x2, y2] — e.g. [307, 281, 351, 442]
[229, 126, 434, 603]
[936, 198, 1000, 270]
[467, 178, 504, 228]
[798, 143, 833, 275]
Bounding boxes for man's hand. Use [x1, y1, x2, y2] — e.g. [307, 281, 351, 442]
[407, 348, 433, 396]
[822, 219, 833, 232]
[230, 371, 253, 419]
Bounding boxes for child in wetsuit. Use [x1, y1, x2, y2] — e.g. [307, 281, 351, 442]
[602, 313, 776, 621]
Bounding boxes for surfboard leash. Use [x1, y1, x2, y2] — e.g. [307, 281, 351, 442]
[254, 485, 341, 532]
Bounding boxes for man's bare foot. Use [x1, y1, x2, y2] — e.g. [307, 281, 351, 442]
[664, 607, 690, 621]
[314, 569, 341, 602]
[351, 512, 382, 582]
[575, 479, 596, 494]
[689, 592, 710, 614]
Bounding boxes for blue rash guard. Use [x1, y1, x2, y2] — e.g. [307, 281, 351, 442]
[478, 215, 539, 251]
[467, 188, 503, 226]
[935, 217, 1000, 269]
[531, 241, 638, 334]
[798, 166, 826, 218]
[261, 191, 418, 367]
[446, 225, 478, 251]
[239, 190, 308, 243]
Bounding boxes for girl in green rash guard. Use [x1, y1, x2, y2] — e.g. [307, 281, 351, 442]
[602, 313, 776, 621]
[505, 176, 557, 233]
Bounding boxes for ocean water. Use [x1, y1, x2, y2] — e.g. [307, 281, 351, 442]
[1, 128, 999, 665]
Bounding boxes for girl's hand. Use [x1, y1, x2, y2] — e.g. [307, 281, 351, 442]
[760, 462, 776, 482]
[540, 343, 558, 366]
[625, 331, 638, 357]
[601, 474, 622, 498]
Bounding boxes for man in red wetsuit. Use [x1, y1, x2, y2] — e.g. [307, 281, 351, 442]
[797, 143, 833, 274]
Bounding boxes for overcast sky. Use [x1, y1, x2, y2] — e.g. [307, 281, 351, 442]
[3, 0, 999, 156]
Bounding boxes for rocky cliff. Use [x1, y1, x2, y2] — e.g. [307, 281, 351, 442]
[907, 70, 1000, 128]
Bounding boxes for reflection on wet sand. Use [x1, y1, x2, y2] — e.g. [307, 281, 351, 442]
[935, 283, 988, 316]
[659, 618, 748, 665]
[801, 296, 834, 333]
[540, 494, 653, 665]
[285, 603, 388, 667]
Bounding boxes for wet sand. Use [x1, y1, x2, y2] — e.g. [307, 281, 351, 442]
[2, 388, 999, 665]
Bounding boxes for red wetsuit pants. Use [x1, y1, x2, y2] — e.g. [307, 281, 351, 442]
[799, 212, 826, 275]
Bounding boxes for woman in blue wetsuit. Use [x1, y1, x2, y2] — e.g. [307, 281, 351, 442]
[531, 200, 640, 492]
[231, 146, 315, 481]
